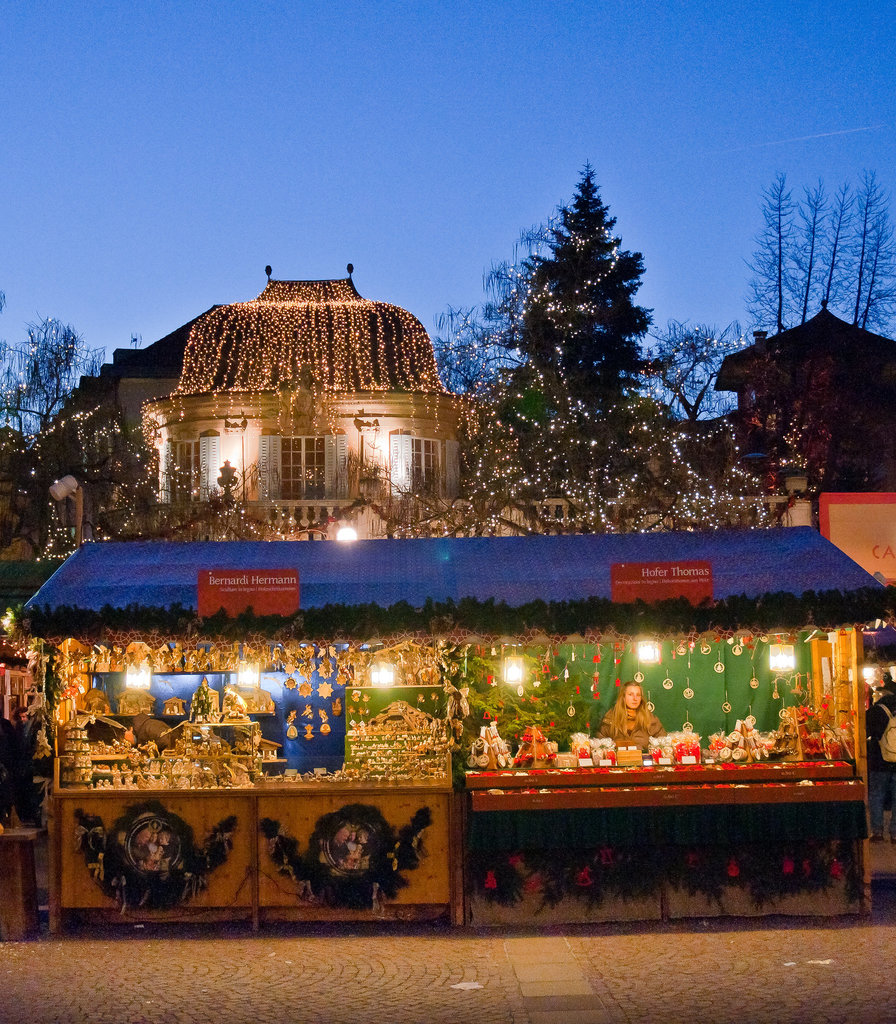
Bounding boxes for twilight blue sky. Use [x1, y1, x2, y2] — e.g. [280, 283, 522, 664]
[1, 1, 894, 361]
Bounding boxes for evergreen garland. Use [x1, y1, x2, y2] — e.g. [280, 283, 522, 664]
[24, 585, 895, 643]
[471, 839, 860, 913]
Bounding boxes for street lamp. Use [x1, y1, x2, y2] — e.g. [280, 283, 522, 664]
[49, 475, 84, 547]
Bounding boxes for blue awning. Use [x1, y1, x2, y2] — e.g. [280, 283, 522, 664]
[26, 527, 879, 613]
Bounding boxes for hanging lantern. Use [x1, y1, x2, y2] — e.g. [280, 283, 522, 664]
[370, 660, 395, 687]
[769, 644, 796, 672]
[125, 662, 152, 689]
[503, 655, 525, 686]
[237, 660, 260, 688]
[637, 639, 661, 664]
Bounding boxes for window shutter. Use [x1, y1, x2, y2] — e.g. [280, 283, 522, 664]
[258, 434, 282, 500]
[325, 434, 348, 497]
[160, 440, 173, 503]
[445, 439, 460, 497]
[390, 433, 412, 495]
[199, 434, 221, 500]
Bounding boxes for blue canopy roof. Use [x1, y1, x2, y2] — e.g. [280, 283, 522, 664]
[26, 528, 878, 613]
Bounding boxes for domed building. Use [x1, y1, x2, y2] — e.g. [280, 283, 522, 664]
[139, 271, 462, 539]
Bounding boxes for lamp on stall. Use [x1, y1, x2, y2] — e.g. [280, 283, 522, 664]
[769, 644, 796, 673]
[336, 521, 358, 542]
[237, 660, 260, 688]
[370, 659, 395, 687]
[125, 662, 152, 689]
[502, 655, 525, 686]
[49, 474, 85, 547]
[862, 666, 877, 683]
[637, 639, 661, 664]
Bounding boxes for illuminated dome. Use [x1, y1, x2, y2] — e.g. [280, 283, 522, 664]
[175, 277, 445, 396]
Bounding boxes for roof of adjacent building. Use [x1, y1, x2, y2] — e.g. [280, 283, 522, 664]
[100, 309, 219, 381]
[173, 277, 446, 396]
[25, 528, 878, 613]
[716, 307, 896, 392]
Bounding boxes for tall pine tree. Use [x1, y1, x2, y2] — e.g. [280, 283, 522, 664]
[521, 166, 650, 405]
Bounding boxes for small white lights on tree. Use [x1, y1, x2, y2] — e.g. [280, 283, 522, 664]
[769, 644, 796, 673]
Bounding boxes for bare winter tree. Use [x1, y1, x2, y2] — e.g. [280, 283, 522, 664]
[0, 317, 103, 435]
[748, 174, 794, 333]
[644, 321, 743, 424]
[748, 172, 896, 335]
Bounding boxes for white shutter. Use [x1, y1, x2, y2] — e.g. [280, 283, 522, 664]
[258, 434, 282, 500]
[199, 434, 221, 499]
[160, 440, 173, 503]
[445, 439, 460, 497]
[325, 434, 348, 497]
[390, 433, 412, 495]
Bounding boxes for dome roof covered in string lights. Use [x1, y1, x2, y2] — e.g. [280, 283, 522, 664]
[174, 273, 446, 396]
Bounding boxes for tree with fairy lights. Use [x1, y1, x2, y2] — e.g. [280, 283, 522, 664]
[435, 169, 766, 533]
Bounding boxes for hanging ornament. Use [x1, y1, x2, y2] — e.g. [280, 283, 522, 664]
[517, 685, 524, 697]
[714, 651, 725, 674]
[285, 709, 298, 739]
[732, 641, 743, 656]
[662, 677, 674, 690]
[722, 683, 731, 714]
[682, 720, 694, 733]
[700, 641, 711, 655]
[633, 670, 644, 683]
[683, 685, 694, 700]
[646, 690, 655, 713]
[749, 676, 759, 689]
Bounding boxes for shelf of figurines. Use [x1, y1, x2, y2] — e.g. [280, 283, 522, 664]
[465, 707, 858, 805]
[56, 718, 270, 791]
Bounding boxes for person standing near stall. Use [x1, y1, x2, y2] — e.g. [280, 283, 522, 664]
[11, 705, 39, 826]
[0, 710, 15, 825]
[867, 673, 896, 842]
[599, 680, 665, 749]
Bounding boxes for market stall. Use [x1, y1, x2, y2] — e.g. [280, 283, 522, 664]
[23, 529, 885, 929]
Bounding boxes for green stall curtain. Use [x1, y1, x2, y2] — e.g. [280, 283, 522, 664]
[468, 801, 867, 850]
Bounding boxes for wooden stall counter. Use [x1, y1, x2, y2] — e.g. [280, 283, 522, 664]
[50, 780, 458, 932]
[463, 760, 867, 926]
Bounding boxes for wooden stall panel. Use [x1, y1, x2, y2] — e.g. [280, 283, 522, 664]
[56, 794, 255, 910]
[257, 790, 451, 911]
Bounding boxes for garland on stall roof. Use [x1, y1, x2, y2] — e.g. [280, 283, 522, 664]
[471, 839, 861, 913]
[19, 585, 896, 643]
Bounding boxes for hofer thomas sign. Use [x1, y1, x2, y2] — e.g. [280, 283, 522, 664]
[611, 560, 713, 604]
[198, 569, 300, 617]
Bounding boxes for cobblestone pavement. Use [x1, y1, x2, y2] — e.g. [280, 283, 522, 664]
[3, 887, 896, 1024]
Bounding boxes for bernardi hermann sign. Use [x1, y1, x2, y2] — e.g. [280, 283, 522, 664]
[610, 560, 713, 605]
[198, 569, 300, 618]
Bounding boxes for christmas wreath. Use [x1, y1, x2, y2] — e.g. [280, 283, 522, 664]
[74, 801, 237, 910]
[260, 802, 432, 910]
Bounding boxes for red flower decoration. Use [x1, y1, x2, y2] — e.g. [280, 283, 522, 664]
[726, 857, 740, 878]
[484, 870, 497, 890]
[830, 859, 843, 880]
[782, 856, 795, 875]
[599, 847, 614, 865]
[575, 866, 594, 887]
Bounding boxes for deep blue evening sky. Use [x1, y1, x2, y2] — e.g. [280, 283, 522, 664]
[2, 1, 894, 360]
